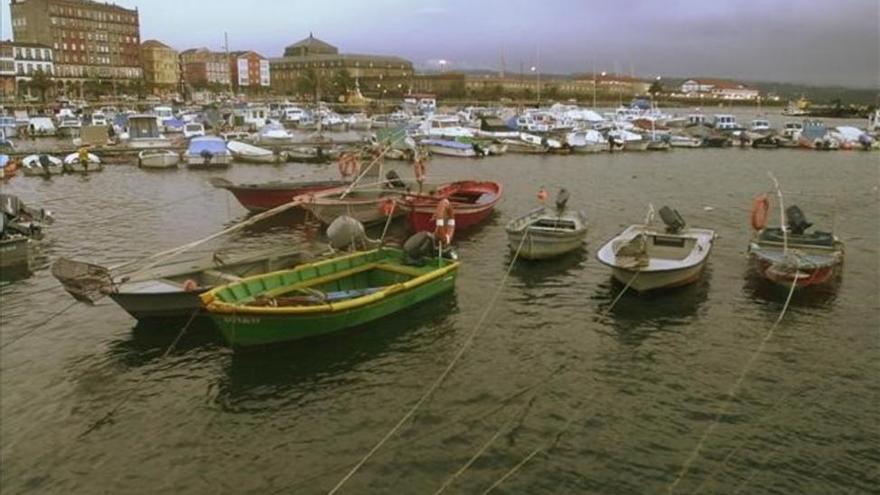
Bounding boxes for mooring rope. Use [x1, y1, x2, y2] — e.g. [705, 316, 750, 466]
[0, 299, 79, 351]
[603, 271, 640, 314]
[79, 308, 201, 438]
[478, 417, 576, 495]
[667, 262, 800, 494]
[325, 231, 530, 495]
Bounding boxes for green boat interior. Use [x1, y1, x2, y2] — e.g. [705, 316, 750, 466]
[531, 218, 578, 230]
[211, 250, 451, 308]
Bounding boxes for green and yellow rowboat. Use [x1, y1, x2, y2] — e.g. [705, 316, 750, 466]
[200, 247, 459, 347]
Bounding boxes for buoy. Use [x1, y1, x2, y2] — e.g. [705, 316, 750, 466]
[750, 194, 770, 231]
[433, 199, 455, 246]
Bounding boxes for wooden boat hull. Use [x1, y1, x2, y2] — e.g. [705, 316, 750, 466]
[109, 290, 207, 321]
[212, 178, 348, 212]
[232, 152, 283, 164]
[402, 181, 502, 233]
[201, 248, 459, 347]
[138, 151, 179, 169]
[751, 257, 840, 288]
[0, 237, 29, 270]
[505, 209, 588, 260]
[305, 195, 404, 225]
[747, 233, 844, 289]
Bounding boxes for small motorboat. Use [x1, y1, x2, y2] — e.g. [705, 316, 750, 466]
[421, 138, 484, 158]
[752, 135, 780, 149]
[747, 199, 844, 289]
[184, 136, 232, 168]
[138, 149, 180, 169]
[669, 134, 703, 148]
[566, 129, 607, 153]
[210, 177, 349, 213]
[505, 189, 588, 260]
[227, 140, 285, 164]
[52, 247, 303, 321]
[200, 247, 459, 348]
[597, 206, 716, 292]
[63, 152, 104, 173]
[286, 146, 339, 164]
[21, 155, 63, 176]
[398, 180, 502, 233]
[255, 123, 294, 145]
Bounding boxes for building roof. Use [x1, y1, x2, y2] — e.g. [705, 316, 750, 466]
[284, 33, 337, 54]
[271, 53, 412, 66]
[573, 73, 647, 83]
[141, 39, 174, 51]
[230, 50, 266, 59]
[685, 78, 756, 90]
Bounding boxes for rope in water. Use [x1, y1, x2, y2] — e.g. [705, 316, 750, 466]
[478, 417, 576, 495]
[603, 271, 640, 314]
[666, 261, 800, 494]
[325, 230, 531, 495]
[0, 299, 79, 350]
[79, 308, 201, 437]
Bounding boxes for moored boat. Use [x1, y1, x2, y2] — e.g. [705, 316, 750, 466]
[53, 247, 303, 322]
[299, 181, 408, 225]
[422, 138, 483, 158]
[596, 206, 716, 292]
[200, 247, 460, 347]
[747, 199, 843, 289]
[505, 189, 588, 260]
[211, 177, 349, 213]
[184, 136, 232, 168]
[227, 140, 286, 164]
[21, 154, 64, 176]
[398, 180, 502, 233]
[138, 149, 180, 169]
[63, 152, 104, 173]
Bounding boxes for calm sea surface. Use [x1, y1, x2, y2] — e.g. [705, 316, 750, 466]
[1, 112, 878, 494]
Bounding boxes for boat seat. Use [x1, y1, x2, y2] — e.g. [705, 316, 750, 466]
[759, 228, 835, 247]
[203, 270, 243, 284]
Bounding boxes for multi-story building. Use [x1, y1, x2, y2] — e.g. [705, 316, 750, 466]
[180, 48, 230, 88]
[270, 34, 413, 98]
[681, 78, 760, 100]
[230, 51, 270, 91]
[141, 39, 179, 95]
[10, 0, 142, 95]
[0, 41, 55, 100]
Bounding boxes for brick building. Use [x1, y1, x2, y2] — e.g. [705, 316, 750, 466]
[10, 0, 142, 96]
[230, 51, 270, 92]
[180, 48, 230, 89]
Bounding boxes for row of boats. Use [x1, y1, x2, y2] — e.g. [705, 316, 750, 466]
[45, 147, 843, 349]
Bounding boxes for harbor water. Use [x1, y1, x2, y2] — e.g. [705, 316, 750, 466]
[1, 123, 878, 493]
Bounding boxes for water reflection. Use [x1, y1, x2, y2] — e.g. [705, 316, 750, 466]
[104, 318, 223, 369]
[214, 293, 459, 411]
[592, 267, 712, 345]
[510, 248, 589, 287]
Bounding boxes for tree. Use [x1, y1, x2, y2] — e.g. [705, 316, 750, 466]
[296, 68, 320, 102]
[29, 69, 53, 103]
[331, 69, 354, 100]
[648, 80, 664, 97]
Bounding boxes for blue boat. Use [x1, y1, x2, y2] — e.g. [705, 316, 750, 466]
[184, 136, 232, 168]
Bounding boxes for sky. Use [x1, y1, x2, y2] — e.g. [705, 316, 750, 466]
[1, 0, 878, 88]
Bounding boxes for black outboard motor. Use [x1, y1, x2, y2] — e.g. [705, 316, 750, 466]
[200, 149, 214, 164]
[659, 206, 686, 233]
[403, 231, 457, 265]
[385, 169, 406, 189]
[785, 205, 812, 235]
[555, 188, 570, 211]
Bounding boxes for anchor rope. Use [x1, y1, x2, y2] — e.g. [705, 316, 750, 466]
[79, 307, 201, 438]
[667, 261, 799, 494]
[275, 378, 548, 494]
[0, 299, 79, 350]
[325, 230, 530, 495]
[603, 271, 640, 314]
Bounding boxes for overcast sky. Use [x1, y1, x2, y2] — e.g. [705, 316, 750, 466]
[2, 0, 878, 87]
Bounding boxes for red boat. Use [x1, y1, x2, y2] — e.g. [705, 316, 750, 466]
[399, 180, 502, 232]
[211, 177, 348, 213]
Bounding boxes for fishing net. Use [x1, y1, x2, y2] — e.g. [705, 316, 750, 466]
[51, 257, 114, 303]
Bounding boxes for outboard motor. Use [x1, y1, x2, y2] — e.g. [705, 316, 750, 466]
[326, 215, 368, 250]
[555, 188, 570, 211]
[659, 206, 686, 233]
[200, 149, 214, 164]
[402, 231, 457, 265]
[38, 154, 52, 176]
[385, 169, 406, 189]
[785, 205, 812, 235]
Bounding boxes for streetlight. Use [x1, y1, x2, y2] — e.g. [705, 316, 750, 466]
[530, 66, 540, 105]
[438, 59, 447, 73]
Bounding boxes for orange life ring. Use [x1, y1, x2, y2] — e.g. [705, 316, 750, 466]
[379, 198, 396, 216]
[433, 198, 455, 246]
[337, 153, 360, 179]
[751, 194, 770, 231]
[414, 159, 427, 182]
